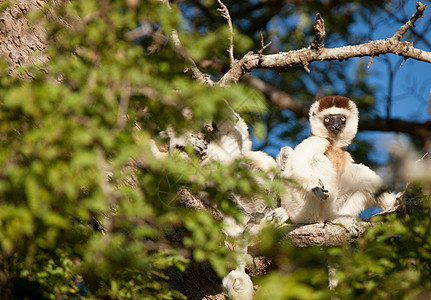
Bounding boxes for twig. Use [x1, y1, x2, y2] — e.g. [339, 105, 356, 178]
[302, 62, 311, 73]
[391, 1, 427, 41]
[217, 0, 235, 66]
[310, 13, 326, 50]
[416, 152, 429, 163]
[368, 56, 374, 68]
[258, 32, 272, 56]
[156, 0, 214, 86]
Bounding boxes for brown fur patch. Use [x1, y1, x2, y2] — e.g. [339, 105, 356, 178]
[317, 96, 351, 112]
[325, 145, 352, 174]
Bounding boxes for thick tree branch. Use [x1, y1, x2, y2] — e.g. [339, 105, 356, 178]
[286, 222, 372, 247]
[218, 2, 430, 86]
[219, 39, 431, 86]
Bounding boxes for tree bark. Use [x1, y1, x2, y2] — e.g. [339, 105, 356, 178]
[0, 0, 49, 75]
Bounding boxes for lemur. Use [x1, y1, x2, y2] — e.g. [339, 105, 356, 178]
[276, 96, 398, 236]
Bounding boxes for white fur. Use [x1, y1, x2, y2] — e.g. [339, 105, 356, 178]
[201, 113, 286, 299]
[244, 150, 277, 173]
[150, 111, 286, 298]
[278, 136, 338, 223]
[204, 113, 252, 164]
[222, 267, 254, 300]
[336, 163, 382, 216]
[278, 98, 397, 235]
[309, 100, 358, 148]
[248, 207, 289, 236]
[377, 191, 398, 211]
[276, 146, 294, 176]
[149, 139, 168, 159]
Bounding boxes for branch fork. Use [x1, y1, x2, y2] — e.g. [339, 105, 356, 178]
[258, 32, 273, 57]
[391, 1, 427, 41]
[166, 1, 429, 88]
[217, 2, 430, 86]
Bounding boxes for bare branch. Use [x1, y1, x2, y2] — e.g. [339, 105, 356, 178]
[217, 0, 235, 66]
[300, 56, 311, 73]
[391, 1, 428, 41]
[218, 2, 430, 86]
[218, 38, 431, 86]
[310, 13, 326, 50]
[170, 30, 215, 86]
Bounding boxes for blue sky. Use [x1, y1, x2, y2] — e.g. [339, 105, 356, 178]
[253, 0, 431, 164]
[356, 0, 431, 163]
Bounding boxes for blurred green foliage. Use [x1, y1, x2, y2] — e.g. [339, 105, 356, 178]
[0, 0, 429, 299]
[0, 0, 241, 298]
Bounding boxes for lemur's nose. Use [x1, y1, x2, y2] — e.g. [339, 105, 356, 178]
[331, 123, 342, 133]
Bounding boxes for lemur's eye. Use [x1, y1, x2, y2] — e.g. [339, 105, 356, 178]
[324, 117, 330, 123]
[341, 116, 346, 122]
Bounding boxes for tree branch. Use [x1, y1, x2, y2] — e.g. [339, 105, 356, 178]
[286, 222, 373, 247]
[219, 39, 431, 86]
[391, 1, 427, 41]
[359, 117, 431, 140]
[170, 30, 215, 86]
[218, 2, 430, 86]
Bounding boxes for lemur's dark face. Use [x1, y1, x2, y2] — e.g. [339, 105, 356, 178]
[323, 114, 346, 135]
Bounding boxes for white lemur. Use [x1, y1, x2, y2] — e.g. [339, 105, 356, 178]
[200, 112, 288, 233]
[199, 112, 289, 300]
[276, 95, 398, 236]
[152, 111, 286, 227]
[150, 111, 286, 300]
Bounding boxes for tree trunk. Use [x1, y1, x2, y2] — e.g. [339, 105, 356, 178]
[0, 0, 49, 75]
